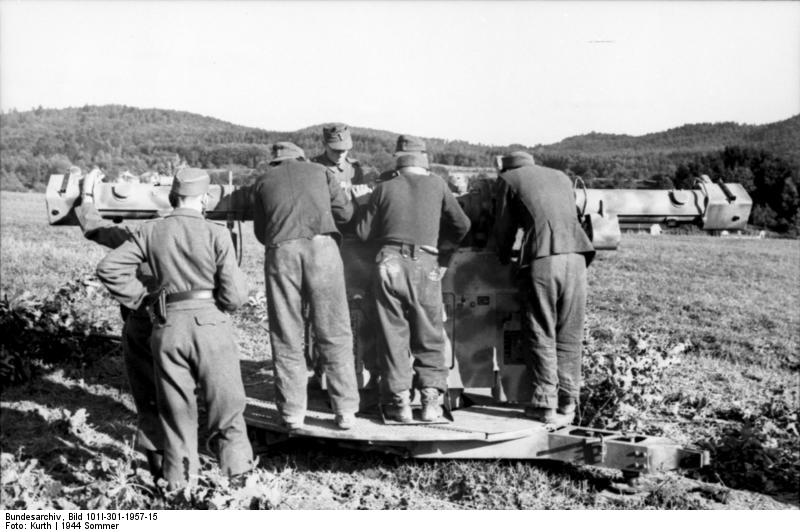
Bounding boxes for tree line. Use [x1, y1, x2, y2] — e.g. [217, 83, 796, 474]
[1, 105, 798, 233]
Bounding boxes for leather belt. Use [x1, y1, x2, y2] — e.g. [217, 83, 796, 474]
[166, 289, 214, 304]
[385, 242, 438, 255]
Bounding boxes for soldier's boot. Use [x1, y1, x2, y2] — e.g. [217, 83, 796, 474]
[145, 450, 164, 482]
[420, 388, 443, 422]
[524, 406, 557, 424]
[335, 413, 356, 430]
[383, 390, 412, 423]
[556, 396, 577, 426]
[282, 416, 305, 431]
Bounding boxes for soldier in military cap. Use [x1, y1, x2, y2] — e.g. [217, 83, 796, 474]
[493, 151, 595, 426]
[355, 141, 471, 422]
[96, 167, 253, 489]
[373, 135, 428, 185]
[253, 142, 360, 431]
[311, 123, 365, 189]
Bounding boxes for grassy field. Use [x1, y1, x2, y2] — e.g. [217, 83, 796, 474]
[1, 190, 798, 510]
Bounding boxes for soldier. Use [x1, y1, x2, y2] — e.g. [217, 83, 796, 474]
[355, 141, 471, 422]
[493, 151, 595, 425]
[76, 168, 164, 480]
[96, 168, 253, 489]
[311, 123, 364, 190]
[252, 141, 359, 431]
[449, 174, 496, 249]
[308, 124, 363, 378]
[375, 134, 428, 184]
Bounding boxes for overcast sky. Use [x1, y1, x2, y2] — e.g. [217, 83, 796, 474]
[1, 1, 798, 146]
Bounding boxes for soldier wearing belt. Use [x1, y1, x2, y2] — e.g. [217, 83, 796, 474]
[355, 145, 471, 422]
[96, 168, 253, 489]
[311, 123, 364, 190]
[252, 141, 360, 431]
[76, 168, 165, 480]
[493, 151, 595, 425]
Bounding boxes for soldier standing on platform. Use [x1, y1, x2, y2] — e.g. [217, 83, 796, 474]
[96, 168, 253, 489]
[252, 141, 360, 431]
[355, 141, 470, 422]
[311, 123, 364, 190]
[493, 151, 595, 425]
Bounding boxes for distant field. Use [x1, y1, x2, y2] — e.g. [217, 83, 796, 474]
[1, 190, 798, 509]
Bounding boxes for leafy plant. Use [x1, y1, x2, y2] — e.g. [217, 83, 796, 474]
[697, 391, 800, 495]
[0, 275, 118, 386]
[579, 330, 686, 431]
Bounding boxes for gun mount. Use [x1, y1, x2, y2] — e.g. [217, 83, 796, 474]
[45, 169, 718, 476]
[47, 170, 752, 235]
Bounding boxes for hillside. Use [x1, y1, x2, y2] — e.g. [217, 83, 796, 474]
[1, 105, 798, 232]
[545, 117, 800, 162]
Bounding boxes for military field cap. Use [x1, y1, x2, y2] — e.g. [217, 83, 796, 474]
[395, 152, 430, 170]
[323, 124, 353, 150]
[171, 167, 210, 196]
[271, 141, 306, 162]
[500, 151, 535, 171]
[395, 135, 426, 153]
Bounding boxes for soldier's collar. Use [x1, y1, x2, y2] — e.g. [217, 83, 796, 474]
[168, 207, 204, 218]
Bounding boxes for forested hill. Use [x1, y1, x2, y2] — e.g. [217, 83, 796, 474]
[545, 116, 800, 161]
[2, 105, 798, 232]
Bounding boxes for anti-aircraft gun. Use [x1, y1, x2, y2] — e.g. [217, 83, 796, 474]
[46, 168, 753, 478]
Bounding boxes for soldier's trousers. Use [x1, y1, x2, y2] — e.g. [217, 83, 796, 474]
[120, 308, 163, 452]
[265, 235, 359, 423]
[150, 301, 253, 489]
[522, 253, 587, 409]
[372, 244, 448, 401]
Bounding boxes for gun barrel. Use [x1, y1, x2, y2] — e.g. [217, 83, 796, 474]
[47, 171, 753, 233]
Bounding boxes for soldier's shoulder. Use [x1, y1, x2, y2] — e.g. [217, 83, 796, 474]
[204, 219, 230, 237]
[535, 164, 565, 177]
[130, 217, 162, 241]
[306, 159, 328, 171]
[310, 154, 336, 170]
[292, 159, 328, 177]
[138, 218, 162, 232]
[375, 170, 397, 183]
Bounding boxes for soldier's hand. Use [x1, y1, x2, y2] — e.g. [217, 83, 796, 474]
[350, 184, 371, 205]
[81, 168, 105, 200]
[430, 266, 448, 282]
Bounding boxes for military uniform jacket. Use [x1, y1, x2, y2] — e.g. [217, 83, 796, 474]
[311, 153, 364, 188]
[252, 159, 353, 247]
[355, 170, 471, 267]
[96, 208, 248, 312]
[494, 164, 595, 268]
[76, 201, 157, 316]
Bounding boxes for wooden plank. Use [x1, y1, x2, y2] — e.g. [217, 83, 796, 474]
[443, 405, 543, 442]
[242, 359, 543, 444]
[245, 397, 484, 442]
